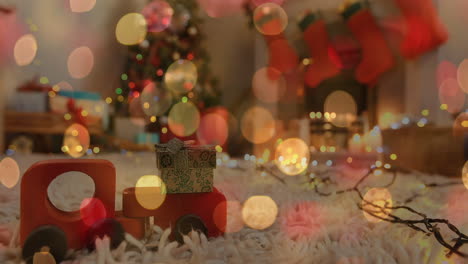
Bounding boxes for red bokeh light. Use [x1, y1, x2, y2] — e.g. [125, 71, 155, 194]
[80, 198, 107, 227]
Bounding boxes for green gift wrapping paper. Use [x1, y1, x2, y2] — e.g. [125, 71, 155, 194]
[155, 139, 216, 193]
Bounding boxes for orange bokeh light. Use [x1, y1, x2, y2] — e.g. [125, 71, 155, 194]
[252, 67, 286, 103]
[0, 157, 20, 189]
[14, 34, 37, 66]
[197, 113, 229, 146]
[362, 188, 392, 223]
[67, 46, 94, 79]
[241, 106, 275, 144]
[70, 0, 96, 13]
[242, 195, 278, 230]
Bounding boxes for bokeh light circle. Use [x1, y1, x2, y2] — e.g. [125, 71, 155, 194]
[54, 81, 74, 91]
[362, 188, 392, 223]
[463, 161, 468, 190]
[252, 67, 286, 103]
[241, 106, 275, 144]
[324, 90, 357, 127]
[168, 102, 200, 137]
[253, 3, 288, 35]
[438, 78, 465, 114]
[135, 175, 166, 210]
[197, 113, 229, 146]
[115, 13, 148, 46]
[0, 157, 20, 189]
[214, 200, 244, 233]
[453, 112, 468, 137]
[197, 0, 245, 18]
[141, 0, 174, 33]
[67, 46, 94, 79]
[242, 195, 278, 230]
[63, 123, 90, 158]
[80, 198, 107, 227]
[457, 59, 468, 94]
[437, 60, 457, 89]
[252, 0, 285, 7]
[274, 138, 310, 176]
[14, 34, 37, 66]
[70, 0, 96, 13]
[164, 60, 198, 94]
[140, 82, 173, 116]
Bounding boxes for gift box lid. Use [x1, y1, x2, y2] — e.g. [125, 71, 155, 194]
[155, 138, 216, 169]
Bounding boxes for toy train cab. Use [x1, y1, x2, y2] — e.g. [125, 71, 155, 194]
[20, 159, 227, 263]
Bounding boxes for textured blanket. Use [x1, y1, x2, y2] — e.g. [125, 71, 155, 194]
[0, 153, 466, 264]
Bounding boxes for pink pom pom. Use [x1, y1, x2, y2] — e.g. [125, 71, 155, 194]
[281, 201, 323, 241]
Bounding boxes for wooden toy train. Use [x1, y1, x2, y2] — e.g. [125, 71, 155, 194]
[19, 141, 227, 263]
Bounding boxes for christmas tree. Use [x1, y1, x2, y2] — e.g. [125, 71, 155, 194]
[115, 0, 221, 128]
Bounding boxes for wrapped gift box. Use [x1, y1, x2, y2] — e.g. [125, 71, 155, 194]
[155, 139, 216, 193]
[8, 91, 49, 112]
[50, 90, 109, 130]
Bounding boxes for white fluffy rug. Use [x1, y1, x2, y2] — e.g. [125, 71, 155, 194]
[0, 153, 467, 264]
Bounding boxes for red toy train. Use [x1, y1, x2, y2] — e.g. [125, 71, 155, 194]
[20, 159, 227, 263]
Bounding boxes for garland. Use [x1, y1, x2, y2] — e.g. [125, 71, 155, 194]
[254, 163, 468, 259]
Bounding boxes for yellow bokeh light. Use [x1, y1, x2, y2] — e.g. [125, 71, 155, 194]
[164, 60, 198, 94]
[135, 175, 166, 210]
[390, 154, 397, 160]
[67, 46, 94, 79]
[140, 82, 173, 116]
[168, 102, 200, 137]
[70, 0, 96, 13]
[14, 34, 37, 66]
[324, 90, 357, 127]
[453, 112, 468, 137]
[162, 127, 168, 134]
[462, 161, 468, 190]
[275, 138, 310, 176]
[63, 123, 90, 158]
[362, 188, 392, 223]
[242, 195, 278, 230]
[150, 116, 157, 123]
[0, 157, 20, 189]
[241, 106, 275, 144]
[115, 13, 147, 46]
[105, 97, 112, 104]
[253, 3, 288, 36]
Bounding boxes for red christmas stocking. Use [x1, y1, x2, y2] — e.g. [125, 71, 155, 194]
[299, 13, 341, 88]
[343, 3, 395, 84]
[393, 0, 448, 59]
[255, 11, 298, 75]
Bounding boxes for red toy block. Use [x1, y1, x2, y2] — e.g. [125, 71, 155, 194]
[123, 187, 227, 238]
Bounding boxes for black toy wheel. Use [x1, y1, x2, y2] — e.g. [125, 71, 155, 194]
[22, 225, 68, 264]
[175, 214, 208, 244]
[86, 218, 125, 251]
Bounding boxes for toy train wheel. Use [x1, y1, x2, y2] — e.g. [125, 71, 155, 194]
[22, 225, 68, 264]
[174, 214, 208, 244]
[86, 218, 125, 250]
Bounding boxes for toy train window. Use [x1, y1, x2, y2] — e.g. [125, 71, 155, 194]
[47, 171, 96, 212]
